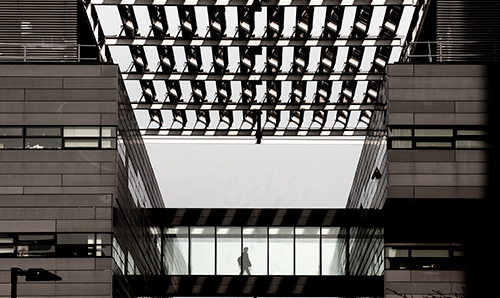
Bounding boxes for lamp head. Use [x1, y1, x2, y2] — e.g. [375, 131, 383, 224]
[25, 269, 62, 281]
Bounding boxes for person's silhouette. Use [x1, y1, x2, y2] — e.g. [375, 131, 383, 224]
[238, 247, 252, 275]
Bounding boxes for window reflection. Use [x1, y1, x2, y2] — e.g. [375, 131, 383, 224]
[166, 227, 189, 274]
[322, 227, 343, 275]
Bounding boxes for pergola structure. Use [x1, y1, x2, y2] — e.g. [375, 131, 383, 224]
[82, 0, 429, 141]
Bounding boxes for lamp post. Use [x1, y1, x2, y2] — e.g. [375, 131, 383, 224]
[11, 267, 62, 298]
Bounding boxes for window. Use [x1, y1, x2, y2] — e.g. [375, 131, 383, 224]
[385, 247, 465, 270]
[17, 234, 56, 257]
[388, 126, 489, 149]
[0, 126, 117, 149]
[0, 233, 113, 258]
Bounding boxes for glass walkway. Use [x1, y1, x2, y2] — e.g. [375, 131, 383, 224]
[123, 208, 385, 297]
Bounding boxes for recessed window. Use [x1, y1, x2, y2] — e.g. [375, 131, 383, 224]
[414, 129, 453, 137]
[456, 140, 489, 149]
[415, 141, 452, 148]
[26, 127, 61, 137]
[389, 128, 412, 137]
[457, 130, 487, 136]
[64, 139, 100, 148]
[0, 126, 117, 149]
[101, 127, 117, 137]
[25, 138, 62, 149]
[0, 138, 23, 149]
[389, 126, 489, 150]
[64, 127, 100, 137]
[391, 140, 412, 148]
[0, 127, 22, 136]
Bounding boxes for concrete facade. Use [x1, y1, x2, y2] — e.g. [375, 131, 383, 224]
[0, 64, 164, 298]
[382, 63, 495, 298]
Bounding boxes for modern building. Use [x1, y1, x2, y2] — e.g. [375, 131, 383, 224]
[346, 1, 499, 297]
[1, 0, 498, 298]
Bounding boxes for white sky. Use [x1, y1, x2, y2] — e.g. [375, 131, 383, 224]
[146, 141, 363, 208]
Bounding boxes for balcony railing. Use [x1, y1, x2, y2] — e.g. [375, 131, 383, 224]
[0, 43, 101, 62]
[402, 40, 499, 62]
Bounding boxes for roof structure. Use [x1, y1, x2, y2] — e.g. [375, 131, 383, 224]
[82, 0, 429, 141]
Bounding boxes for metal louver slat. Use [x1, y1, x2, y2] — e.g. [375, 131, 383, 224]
[0, 0, 78, 61]
[436, 0, 500, 61]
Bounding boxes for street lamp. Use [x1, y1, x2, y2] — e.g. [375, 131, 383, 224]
[11, 267, 62, 298]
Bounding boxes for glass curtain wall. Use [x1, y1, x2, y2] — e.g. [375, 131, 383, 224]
[161, 226, 376, 276]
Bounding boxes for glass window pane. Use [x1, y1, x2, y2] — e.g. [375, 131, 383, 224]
[96, 245, 112, 257]
[414, 129, 453, 137]
[57, 244, 94, 257]
[17, 234, 55, 257]
[391, 140, 412, 148]
[101, 138, 117, 149]
[26, 127, 61, 136]
[97, 234, 112, 245]
[102, 127, 117, 137]
[58, 234, 95, 244]
[269, 227, 293, 275]
[190, 227, 215, 274]
[412, 249, 449, 258]
[0, 234, 14, 243]
[0, 246, 15, 256]
[456, 140, 488, 149]
[216, 227, 241, 275]
[457, 130, 487, 136]
[64, 127, 100, 137]
[243, 227, 268, 275]
[18, 234, 55, 244]
[390, 128, 412, 137]
[415, 142, 452, 148]
[64, 139, 99, 148]
[0, 138, 23, 149]
[322, 227, 344, 275]
[0, 127, 22, 136]
[25, 138, 62, 149]
[386, 248, 409, 258]
[295, 227, 320, 275]
[166, 227, 189, 274]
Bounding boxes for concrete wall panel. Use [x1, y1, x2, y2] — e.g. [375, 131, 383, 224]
[389, 88, 488, 101]
[414, 186, 486, 199]
[24, 102, 117, 113]
[0, 162, 102, 174]
[388, 150, 455, 162]
[388, 162, 487, 174]
[413, 64, 488, 77]
[387, 113, 414, 125]
[25, 89, 117, 101]
[0, 77, 62, 89]
[0, 207, 95, 220]
[63, 77, 118, 89]
[0, 89, 24, 100]
[0, 220, 55, 232]
[414, 113, 488, 125]
[389, 101, 455, 113]
[0, 194, 112, 207]
[56, 220, 112, 232]
[388, 77, 489, 89]
[389, 174, 487, 187]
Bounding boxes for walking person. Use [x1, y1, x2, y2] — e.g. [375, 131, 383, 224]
[238, 247, 252, 275]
